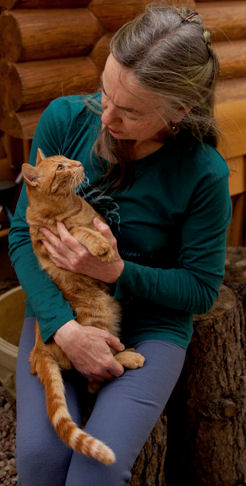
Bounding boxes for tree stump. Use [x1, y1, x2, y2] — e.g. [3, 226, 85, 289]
[165, 284, 246, 486]
[131, 414, 167, 486]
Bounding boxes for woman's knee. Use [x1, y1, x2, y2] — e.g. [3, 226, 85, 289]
[16, 439, 49, 484]
[66, 452, 132, 486]
[16, 432, 71, 486]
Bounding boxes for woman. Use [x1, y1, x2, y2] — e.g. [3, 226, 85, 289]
[9, 4, 231, 485]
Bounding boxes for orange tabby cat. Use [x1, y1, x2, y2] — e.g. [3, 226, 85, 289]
[22, 148, 145, 465]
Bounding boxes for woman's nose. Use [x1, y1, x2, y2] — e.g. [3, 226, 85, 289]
[101, 103, 120, 126]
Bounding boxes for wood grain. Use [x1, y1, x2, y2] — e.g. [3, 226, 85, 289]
[198, 1, 246, 42]
[0, 57, 99, 112]
[0, 0, 90, 8]
[0, 9, 103, 62]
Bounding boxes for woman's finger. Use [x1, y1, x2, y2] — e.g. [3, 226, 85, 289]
[93, 218, 116, 247]
[40, 227, 62, 249]
[41, 239, 67, 266]
[56, 221, 82, 251]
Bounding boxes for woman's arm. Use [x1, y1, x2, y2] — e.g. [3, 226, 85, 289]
[40, 218, 124, 283]
[54, 320, 124, 382]
[8, 99, 77, 343]
[114, 174, 232, 314]
[9, 97, 126, 381]
[41, 173, 232, 316]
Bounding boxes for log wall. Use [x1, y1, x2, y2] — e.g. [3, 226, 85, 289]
[0, 0, 246, 245]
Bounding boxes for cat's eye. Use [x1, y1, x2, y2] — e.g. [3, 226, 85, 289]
[56, 164, 63, 171]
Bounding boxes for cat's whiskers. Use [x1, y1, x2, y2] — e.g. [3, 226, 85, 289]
[71, 171, 83, 198]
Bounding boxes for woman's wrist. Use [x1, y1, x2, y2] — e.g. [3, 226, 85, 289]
[53, 319, 79, 347]
[111, 258, 124, 283]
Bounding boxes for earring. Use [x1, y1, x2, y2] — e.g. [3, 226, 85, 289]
[170, 122, 178, 134]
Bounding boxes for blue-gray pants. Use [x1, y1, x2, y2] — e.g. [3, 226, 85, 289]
[16, 317, 186, 485]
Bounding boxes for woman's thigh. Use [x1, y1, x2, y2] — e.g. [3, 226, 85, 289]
[16, 317, 86, 486]
[66, 339, 186, 486]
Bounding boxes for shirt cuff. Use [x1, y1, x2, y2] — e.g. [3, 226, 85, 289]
[114, 260, 137, 300]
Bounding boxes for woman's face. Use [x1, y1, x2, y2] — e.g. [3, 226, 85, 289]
[101, 54, 175, 142]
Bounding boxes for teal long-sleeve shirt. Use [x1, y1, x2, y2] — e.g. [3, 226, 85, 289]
[9, 95, 232, 349]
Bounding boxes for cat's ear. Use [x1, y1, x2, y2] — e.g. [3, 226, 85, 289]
[36, 148, 45, 166]
[22, 163, 40, 187]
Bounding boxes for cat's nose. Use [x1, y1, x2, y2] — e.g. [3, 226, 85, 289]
[73, 160, 82, 167]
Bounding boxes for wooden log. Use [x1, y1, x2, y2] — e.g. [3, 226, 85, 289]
[215, 40, 246, 80]
[0, 9, 103, 62]
[165, 0, 195, 6]
[88, 0, 195, 32]
[90, 34, 111, 73]
[216, 77, 246, 104]
[227, 194, 246, 247]
[2, 133, 25, 169]
[131, 414, 167, 485]
[88, 0, 148, 32]
[215, 98, 246, 160]
[198, 1, 246, 42]
[165, 284, 246, 485]
[226, 155, 246, 197]
[0, 57, 99, 112]
[0, 0, 90, 8]
[0, 108, 43, 140]
[0, 0, 195, 8]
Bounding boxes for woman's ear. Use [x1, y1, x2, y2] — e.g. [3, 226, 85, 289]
[22, 163, 40, 187]
[172, 105, 193, 123]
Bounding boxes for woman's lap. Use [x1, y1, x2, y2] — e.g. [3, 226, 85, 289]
[16, 317, 186, 486]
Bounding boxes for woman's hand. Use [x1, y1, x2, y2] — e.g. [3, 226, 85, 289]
[54, 319, 125, 382]
[40, 218, 124, 283]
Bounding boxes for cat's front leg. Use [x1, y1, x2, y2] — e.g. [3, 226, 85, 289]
[114, 349, 145, 369]
[71, 227, 115, 262]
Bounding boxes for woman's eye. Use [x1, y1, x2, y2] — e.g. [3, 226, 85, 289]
[125, 113, 138, 121]
[56, 164, 63, 171]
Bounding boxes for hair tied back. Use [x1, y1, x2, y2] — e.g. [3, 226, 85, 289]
[182, 11, 199, 23]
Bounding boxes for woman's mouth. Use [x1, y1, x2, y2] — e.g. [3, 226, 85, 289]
[108, 127, 120, 135]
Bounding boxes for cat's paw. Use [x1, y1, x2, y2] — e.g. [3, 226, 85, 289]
[90, 240, 115, 262]
[115, 350, 145, 369]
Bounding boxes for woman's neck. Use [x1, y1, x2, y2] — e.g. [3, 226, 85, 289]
[131, 139, 165, 160]
[96, 127, 169, 162]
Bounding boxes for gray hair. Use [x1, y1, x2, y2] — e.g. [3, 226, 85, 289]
[95, 3, 220, 190]
[110, 3, 219, 144]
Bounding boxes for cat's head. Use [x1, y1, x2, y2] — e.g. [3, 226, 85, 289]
[22, 149, 85, 197]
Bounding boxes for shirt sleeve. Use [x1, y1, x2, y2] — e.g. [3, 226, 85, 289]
[8, 100, 76, 343]
[114, 173, 232, 315]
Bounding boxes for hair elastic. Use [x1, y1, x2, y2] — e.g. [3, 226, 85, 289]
[183, 12, 199, 22]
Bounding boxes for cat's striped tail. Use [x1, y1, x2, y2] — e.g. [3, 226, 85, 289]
[33, 352, 116, 465]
